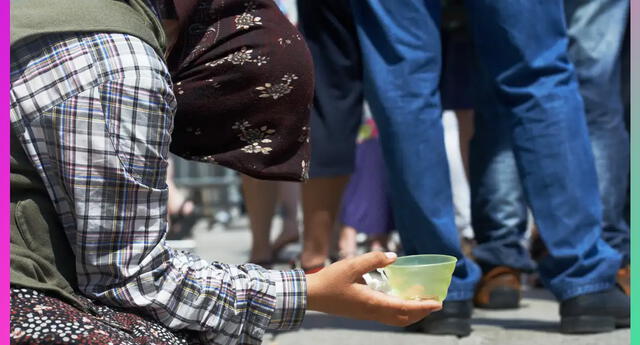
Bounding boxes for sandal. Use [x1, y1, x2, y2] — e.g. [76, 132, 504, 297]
[289, 256, 330, 274]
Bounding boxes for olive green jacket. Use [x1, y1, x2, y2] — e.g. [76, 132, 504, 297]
[11, 0, 165, 55]
[10, 129, 85, 309]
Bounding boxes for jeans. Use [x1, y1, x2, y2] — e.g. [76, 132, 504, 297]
[472, 0, 630, 276]
[351, 0, 622, 301]
[566, 0, 630, 264]
[470, 103, 536, 273]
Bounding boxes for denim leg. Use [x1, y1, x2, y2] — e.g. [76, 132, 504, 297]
[470, 99, 535, 273]
[464, 0, 621, 300]
[351, 0, 481, 301]
[565, 0, 630, 265]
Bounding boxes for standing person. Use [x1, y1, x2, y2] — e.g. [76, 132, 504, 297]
[240, 0, 302, 268]
[339, 119, 395, 259]
[295, 0, 365, 273]
[439, 1, 477, 249]
[243, 176, 301, 266]
[471, 0, 631, 306]
[9, 1, 442, 344]
[350, 0, 628, 336]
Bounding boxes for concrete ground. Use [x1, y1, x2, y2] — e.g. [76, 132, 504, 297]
[177, 217, 630, 345]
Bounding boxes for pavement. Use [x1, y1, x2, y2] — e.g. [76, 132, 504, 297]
[177, 217, 631, 345]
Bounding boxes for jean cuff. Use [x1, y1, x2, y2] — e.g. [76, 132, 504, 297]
[552, 280, 615, 301]
[444, 289, 475, 301]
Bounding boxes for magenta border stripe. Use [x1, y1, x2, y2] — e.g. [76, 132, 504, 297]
[2, 0, 10, 343]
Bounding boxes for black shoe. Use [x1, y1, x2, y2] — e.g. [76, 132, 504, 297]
[407, 300, 472, 337]
[560, 287, 630, 334]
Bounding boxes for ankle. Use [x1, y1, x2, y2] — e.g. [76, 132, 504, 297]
[300, 253, 327, 269]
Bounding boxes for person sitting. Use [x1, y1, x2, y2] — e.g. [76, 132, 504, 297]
[9, 1, 441, 344]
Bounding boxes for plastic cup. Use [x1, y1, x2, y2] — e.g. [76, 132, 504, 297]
[382, 254, 457, 302]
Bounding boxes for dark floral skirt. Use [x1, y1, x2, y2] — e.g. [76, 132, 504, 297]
[10, 287, 200, 344]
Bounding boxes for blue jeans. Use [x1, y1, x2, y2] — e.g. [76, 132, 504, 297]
[470, 101, 537, 273]
[472, 0, 630, 276]
[351, 0, 622, 301]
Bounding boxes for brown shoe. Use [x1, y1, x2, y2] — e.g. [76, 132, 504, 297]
[617, 265, 630, 296]
[474, 266, 521, 309]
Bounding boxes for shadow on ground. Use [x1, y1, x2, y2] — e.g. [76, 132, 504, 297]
[470, 317, 558, 332]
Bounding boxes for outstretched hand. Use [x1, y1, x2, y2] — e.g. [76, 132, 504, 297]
[306, 252, 442, 327]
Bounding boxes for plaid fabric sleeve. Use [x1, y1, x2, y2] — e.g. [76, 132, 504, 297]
[267, 269, 307, 329]
[9, 33, 307, 345]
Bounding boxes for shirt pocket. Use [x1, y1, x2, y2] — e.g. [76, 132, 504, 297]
[97, 75, 175, 190]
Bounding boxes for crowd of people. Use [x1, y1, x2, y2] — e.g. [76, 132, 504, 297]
[239, 0, 631, 336]
[9, 0, 630, 344]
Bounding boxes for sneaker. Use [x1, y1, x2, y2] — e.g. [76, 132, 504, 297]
[407, 300, 473, 337]
[560, 287, 630, 334]
[474, 266, 521, 309]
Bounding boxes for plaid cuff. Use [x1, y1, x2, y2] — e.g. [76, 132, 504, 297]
[267, 269, 307, 330]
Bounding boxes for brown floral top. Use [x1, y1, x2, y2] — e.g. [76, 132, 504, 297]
[164, 0, 313, 181]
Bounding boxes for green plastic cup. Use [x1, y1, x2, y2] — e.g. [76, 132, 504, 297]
[382, 254, 457, 302]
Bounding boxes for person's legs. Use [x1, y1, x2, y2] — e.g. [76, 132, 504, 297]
[271, 182, 301, 257]
[464, 0, 627, 333]
[351, 2, 480, 335]
[469, 81, 534, 308]
[301, 176, 350, 269]
[297, 0, 364, 271]
[352, 0, 481, 302]
[454, 110, 474, 180]
[241, 175, 279, 264]
[340, 137, 396, 258]
[338, 226, 359, 259]
[565, 0, 630, 266]
[470, 107, 534, 275]
[443, 111, 474, 242]
[465, 0, 621, 301]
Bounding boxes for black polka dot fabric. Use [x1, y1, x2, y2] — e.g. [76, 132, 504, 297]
[10, 288, 201, 344]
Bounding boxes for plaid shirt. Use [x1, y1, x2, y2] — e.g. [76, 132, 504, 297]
[10, 33, 306, 345]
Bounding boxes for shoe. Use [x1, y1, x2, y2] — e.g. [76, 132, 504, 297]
[407, 300, 472, 337]
[560, 287, 630, 334]
[474, 266, 521, 309]
[617, 265, 630, 296]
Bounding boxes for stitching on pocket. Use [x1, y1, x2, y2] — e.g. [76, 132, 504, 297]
[97, 77, 173, 190]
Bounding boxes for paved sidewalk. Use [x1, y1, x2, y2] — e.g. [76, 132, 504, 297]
[186, 218, 630, 345]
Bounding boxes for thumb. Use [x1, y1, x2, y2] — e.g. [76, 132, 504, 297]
[351, 251, 397, 275]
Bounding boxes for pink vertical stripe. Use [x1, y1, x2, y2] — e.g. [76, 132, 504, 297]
[1, 0, 9, 343]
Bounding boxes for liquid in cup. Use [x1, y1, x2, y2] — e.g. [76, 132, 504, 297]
[382, 254, 457, 302]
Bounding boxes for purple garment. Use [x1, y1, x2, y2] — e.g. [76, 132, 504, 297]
[340, 138, 394, 236]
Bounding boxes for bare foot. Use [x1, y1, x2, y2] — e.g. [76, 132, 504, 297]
[271, 221, 300, 258]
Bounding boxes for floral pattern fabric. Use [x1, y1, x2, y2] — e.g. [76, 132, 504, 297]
[166, 0, 313, 181]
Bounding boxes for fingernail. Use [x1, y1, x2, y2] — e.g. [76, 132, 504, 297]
[385, 252, 397, 259]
